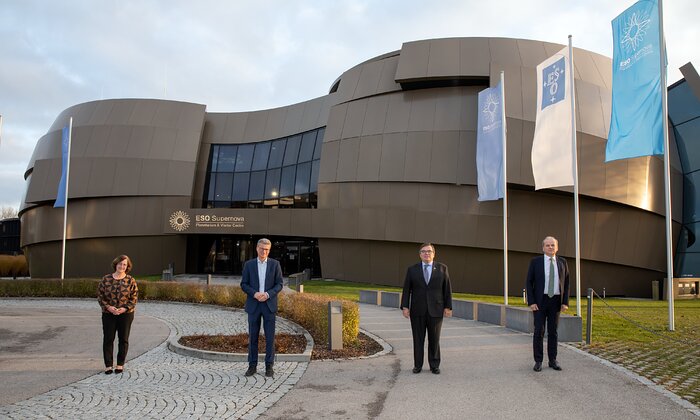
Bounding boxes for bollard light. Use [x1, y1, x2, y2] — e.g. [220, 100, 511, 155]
[328, 301, 343, 350]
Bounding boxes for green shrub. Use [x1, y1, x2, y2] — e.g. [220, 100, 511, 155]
[0, 279, 359, 346]
[0, 255, 30, 277]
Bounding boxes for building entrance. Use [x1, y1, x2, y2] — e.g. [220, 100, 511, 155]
[187, 235, 320, 277]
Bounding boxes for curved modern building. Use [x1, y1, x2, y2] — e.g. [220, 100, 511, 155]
[20, 37, 699, 297]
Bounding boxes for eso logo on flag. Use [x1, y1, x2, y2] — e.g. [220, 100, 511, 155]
[541, 57, 565, 111]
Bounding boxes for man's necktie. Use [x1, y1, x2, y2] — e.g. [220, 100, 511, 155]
[547, 257, 555, 297]
[423, 264, 430, 284]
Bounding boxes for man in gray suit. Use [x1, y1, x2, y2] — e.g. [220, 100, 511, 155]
[400, 243, 453, 374]
[240, 238, 284, 377]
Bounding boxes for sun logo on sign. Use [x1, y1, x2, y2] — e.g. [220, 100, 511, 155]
[169, 210, 191, 232]
[621, 11, 651, 52]
[482, 92, 500, 124]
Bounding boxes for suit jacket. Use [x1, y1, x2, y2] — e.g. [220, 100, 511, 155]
[526, 255, 570, 308]
[400, 261, 453, 317]
[240, 257, 284, 313]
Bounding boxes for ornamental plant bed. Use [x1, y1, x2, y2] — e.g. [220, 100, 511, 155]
[179, 332, 383, 360]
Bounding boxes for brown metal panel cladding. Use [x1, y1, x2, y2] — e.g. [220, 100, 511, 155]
[368, 240, 402, 284]
[387, 182, 419, 209]
[577, 80, 607, 139]
[493, 63, 524, 120]
[488, 38, 522, 68]
[342, 240, 372, 281]
[317, 182, 339, 209]
[358, 208, 387, 240]
[430, 131, 460, 183]
[342, 99, 367, 139]
[85, 125, 111, 157]
[573, 49, 607, 91]
[336, 137, 360, 182]
[172, 130, 201, 162]
[404, 131, 432, 182]
[129, 101, 159, 125]
[165, 161, 196, 195]
[318, 238, 343, 279]
[149, 127, 177, 159]
[290, 209, 312, 237]
[407, 90, 436, 132]
[106, 100, 134, 125]
[353, 59, 383, 100]
[126, 126, 155, 158]
[242, 208, 270, 233]
[262, 106, 287, 140]
[427, 38, 460, 78]
[362, 96, 389, 136]
[282, 102, 305, 135]
[335, 65, 362, 104]
[69, 126, 90, 158]
[395, 40, 430, 82]
[241, 111, 267, 142]
[516, 39, 548, 69]
[301, 97, 325, 132]
[434, 88, 464, 131]
[312, 208, 335, 238]
[361, 182, 389, 208]
[377, 55, 401, 93]
[338, 183, 363, 209]
[318, 140, 339, 183]
[68, 159, 91, 198]
[88, 101, 114, 125]
[455, 131, 474, 186]
[378, 133, 407, 181]
[461, 87, 479, 131]
[474, 214, 503, 249]
[357, 135, 382, 181]
[384, 93, 411, 133]
[445, 212, 478, 247]
[520, 66, 538, 122]
[86, 158, 117, 196]
[418, 184, 450, 212]
[333, 208, 358, 239]
[508, 192, 545, 252]
[324, 103, 346, 142]
[614, 209, 643, 264]
[413, 210, 446, 244]
[24, 160, 50, 203]
[385, 208, 416, 242]
[459, 38, 491, 76]
[268, 210, 292, 236]
[138, 160, 169, 195]
[152, 101, 183, 128]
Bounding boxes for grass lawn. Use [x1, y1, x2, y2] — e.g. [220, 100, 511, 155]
[304, 279, 700, 407]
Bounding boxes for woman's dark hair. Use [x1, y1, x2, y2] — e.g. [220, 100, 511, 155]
[111, 255, 133, 273]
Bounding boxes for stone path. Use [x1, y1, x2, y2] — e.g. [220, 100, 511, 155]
[0, 299, 306, 419]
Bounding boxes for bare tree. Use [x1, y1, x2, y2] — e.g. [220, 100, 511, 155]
[0, 206, 18, 219]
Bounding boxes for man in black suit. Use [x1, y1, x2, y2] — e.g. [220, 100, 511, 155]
[526, 236, 570, 372]
[240, 238, 284, 377]
[400, 243, 453, 374]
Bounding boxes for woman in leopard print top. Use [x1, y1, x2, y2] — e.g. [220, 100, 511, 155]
[97, 254, 138, 374]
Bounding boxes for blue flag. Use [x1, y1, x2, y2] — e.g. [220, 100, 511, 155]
[606, 0, 664, 162]
[476, 83, 504, 201]
[54, 124, 70, 208]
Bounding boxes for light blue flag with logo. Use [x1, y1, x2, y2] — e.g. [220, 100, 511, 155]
[54, 125, 70, 208]
[476, 83, 504, 201]
[606, 0, 664, 162]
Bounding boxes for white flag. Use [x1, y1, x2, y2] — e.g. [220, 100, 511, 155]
[532, 46, 574, 190]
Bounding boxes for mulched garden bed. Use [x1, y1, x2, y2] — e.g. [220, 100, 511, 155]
[179, 332, 383, 360]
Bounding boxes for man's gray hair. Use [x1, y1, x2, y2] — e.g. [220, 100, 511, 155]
[258, 238, 272, 246]
[542, 236, 558, 246]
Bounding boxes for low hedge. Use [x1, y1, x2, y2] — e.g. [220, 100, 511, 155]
[0, 278, 359, 346]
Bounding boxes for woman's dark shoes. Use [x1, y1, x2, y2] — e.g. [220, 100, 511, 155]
[114, 366, 124, 374]
[104, 368, 113, 375]
[244, 366, 257, 377]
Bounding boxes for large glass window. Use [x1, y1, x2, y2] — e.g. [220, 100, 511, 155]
[204, 127, 324, 208]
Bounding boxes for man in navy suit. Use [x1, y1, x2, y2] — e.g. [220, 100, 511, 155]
[400, 243, 453, 374]
[240, 238, 284, 377]
[526, 236, 570, 372]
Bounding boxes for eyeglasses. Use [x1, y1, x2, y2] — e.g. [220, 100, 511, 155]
[420, 250, 434, 254]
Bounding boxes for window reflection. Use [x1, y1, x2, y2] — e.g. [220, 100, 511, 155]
[204, 128, 324, 209]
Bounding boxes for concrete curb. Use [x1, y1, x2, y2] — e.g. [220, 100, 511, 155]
[168, 328, 314, 362]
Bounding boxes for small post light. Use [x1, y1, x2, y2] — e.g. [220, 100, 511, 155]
[328, 301, 343, 350]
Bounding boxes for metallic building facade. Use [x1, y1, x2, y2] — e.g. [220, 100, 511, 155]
[20, 37, 687, 297]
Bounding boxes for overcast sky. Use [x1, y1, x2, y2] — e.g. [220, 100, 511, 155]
[0, 0, 697, 209]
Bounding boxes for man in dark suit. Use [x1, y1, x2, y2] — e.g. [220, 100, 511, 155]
[400, 243, 453, 374]
[240, 238, 284, 377]
[526, 236, 570, 372]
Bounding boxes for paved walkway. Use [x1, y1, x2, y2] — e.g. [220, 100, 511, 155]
[1, 299, 697, 419]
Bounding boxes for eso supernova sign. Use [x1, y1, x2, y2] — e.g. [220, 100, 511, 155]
[164, 209, 245, 233]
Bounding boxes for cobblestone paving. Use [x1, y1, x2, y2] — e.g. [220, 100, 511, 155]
[0, 299, 308, 419]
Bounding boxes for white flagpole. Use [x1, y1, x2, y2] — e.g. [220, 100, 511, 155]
[500, 71, 508, 305]
[568, 36, 581, 316]
[60, 117, 73, 281]
[658, 0, 674, 331]
[0, 115, 3, 148]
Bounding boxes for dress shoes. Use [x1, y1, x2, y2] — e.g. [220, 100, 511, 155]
[104, 368, 113, 375]
[549, 361, 562, 371]
[265, 365, 274, 377]
[244, 366, 257, 377]
[430, 367, 440, 375]
[114, 366, 123, 374]
[533, 362, 542, 372]
[412, 367, 422, 374]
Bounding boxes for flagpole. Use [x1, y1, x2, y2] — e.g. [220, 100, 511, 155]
[60, 117, 73, 281]
[568, 36, 581, 316]
[0, 115, 3, 148]
[658, 0, 674, 331]
[500, 71, 508, 305]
